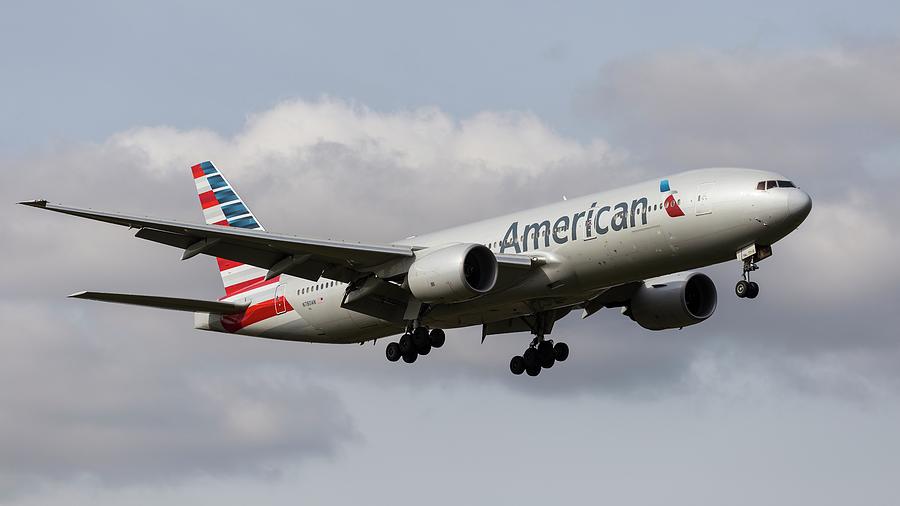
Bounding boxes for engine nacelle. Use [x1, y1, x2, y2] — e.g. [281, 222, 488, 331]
[627, 272, 717, 331]
[407, 243, 498, 304]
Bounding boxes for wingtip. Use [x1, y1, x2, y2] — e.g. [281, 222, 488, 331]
[67, 291, 89, 298]
[18, 199, 48, 208]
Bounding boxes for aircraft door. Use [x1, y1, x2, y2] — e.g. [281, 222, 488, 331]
[696, 183, 714, 216]
[274, 284, 287, 314]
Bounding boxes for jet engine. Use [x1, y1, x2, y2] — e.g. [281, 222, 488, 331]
[627, 272, 717, 331]
[407, 243, 498, 304]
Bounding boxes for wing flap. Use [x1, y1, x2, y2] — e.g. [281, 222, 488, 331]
[69, 291, 249, 314]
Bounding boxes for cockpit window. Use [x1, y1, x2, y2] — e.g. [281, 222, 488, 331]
[766, 180, 777, 190]
[777, 180, 796, 188]
[756, 181, 766, 190]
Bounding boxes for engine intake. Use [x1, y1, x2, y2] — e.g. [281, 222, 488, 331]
[407, 243, 498, 304]
[627, 272, 717, 331]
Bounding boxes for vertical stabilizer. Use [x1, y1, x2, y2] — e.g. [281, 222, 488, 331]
[190, 161, 271, 296]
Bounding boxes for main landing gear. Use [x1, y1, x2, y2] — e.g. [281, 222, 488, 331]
[385, 327, 446, 364]
[735, 258, 760, 299]
[508, 310, 569, 377]
[509, 337, 569, 377]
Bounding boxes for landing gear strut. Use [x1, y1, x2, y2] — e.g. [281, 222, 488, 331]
[509, 311, 568, 377]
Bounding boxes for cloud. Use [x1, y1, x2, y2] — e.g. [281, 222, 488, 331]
[106, 97, 625, 239]
[580, 44, 900, 197]
[3, 76, 900, 496]
[0, 301, 356, 499]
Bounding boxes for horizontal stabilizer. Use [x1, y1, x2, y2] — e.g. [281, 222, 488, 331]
[68, 291, 249, 314]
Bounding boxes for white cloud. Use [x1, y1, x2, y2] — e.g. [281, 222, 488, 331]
[111, 97, 618, 181]
[4, 85, 900, 498]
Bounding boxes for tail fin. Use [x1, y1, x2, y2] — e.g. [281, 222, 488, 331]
[190, 161, 271, 296]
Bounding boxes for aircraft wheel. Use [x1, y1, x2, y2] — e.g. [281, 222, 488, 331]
[747, 282, 759, 299]
[525, 364, 541, 377]
[430, 329, 446, 348]
[523, 348, 539, 369]
[385, 342, 402, 362]
[735, 280, 750, 298]
[402, 350, 417, 364]
[538, 341, 555, 368]
[510, 356, 526, 375]
[399, 334, 414, 355]
[413, 329, 431, 355]
[553, 342, 569, 362]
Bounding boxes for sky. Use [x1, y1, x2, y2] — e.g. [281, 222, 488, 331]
[2, 1, 900, 504]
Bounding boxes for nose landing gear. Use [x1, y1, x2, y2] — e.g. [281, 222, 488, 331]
[735, 259, 760, 299]
[735, 244, 772, 299]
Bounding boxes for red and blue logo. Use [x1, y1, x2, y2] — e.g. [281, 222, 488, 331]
[659, 179, 685, 217]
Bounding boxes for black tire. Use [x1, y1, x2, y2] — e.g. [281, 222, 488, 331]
[735, 280, 750, 298]
[399, 334, 414, 355]
[385, 342, 401, 362]
[553, 342, 569, 362]
[413, 328, 431, 355]
[525, 364, 541, 377]
[402, 350, 417, 363]
[510, 356, 526, 375]
[747, 282, 759, 299]
[538, 341, 555, 368]
[523, 348, 539, 369]
[430, 328, 446, 348]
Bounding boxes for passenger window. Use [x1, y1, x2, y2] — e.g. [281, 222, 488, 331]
[766, 180, 777, 189]
[757, 181, 766, 190]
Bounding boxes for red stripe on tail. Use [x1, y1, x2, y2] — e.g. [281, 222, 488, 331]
[216, 258, 243, 272]
[198, 190, 219, 209]
[224, 276, 280, 297]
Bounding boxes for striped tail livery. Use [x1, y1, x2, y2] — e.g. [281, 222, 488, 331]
[191, 161, 271, 297]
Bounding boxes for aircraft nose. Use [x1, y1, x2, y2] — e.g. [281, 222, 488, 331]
[787, 189, 812, 223]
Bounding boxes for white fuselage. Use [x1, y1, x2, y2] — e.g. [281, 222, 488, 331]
[197, 168, 811, 343]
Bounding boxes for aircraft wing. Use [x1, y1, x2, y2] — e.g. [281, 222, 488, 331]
[19, 200, 535, 283]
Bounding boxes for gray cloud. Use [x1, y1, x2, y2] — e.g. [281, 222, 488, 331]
[0, 301, 357, 499]
[4, 51, 900, 495]
[579, 44, 900, 196]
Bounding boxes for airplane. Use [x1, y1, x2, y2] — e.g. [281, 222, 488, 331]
[20, 162, 812, 377]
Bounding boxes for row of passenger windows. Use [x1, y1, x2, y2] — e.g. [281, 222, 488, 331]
[757, 180, 796, 190]
[480, 199, 681, 249]
[298, 280, 345, 295]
